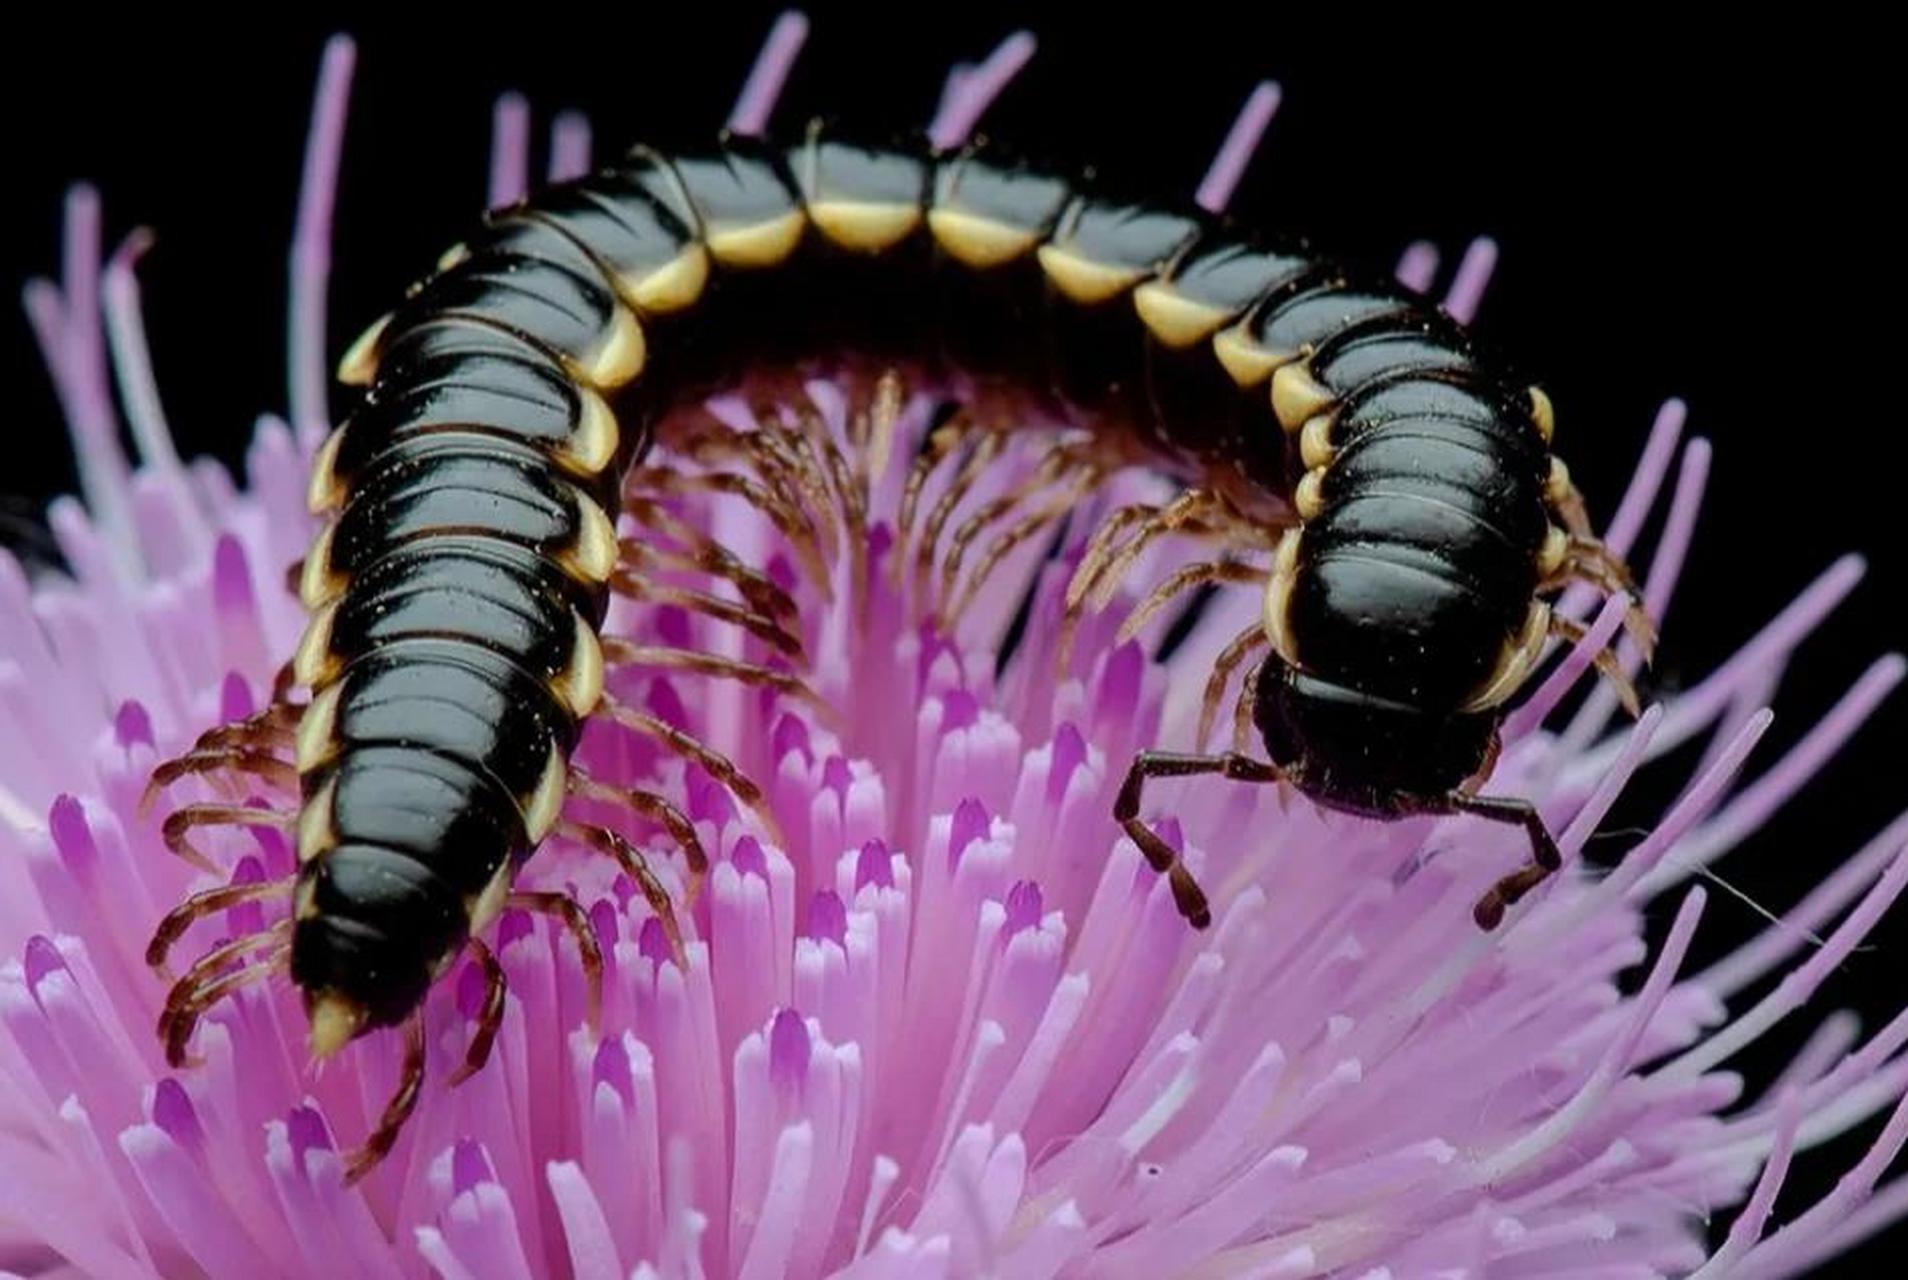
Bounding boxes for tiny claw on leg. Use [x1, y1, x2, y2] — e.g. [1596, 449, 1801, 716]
[1111, 748, 1283, 930]
[342, 1014, 427, 1186]
[448, 937, 507, 1086]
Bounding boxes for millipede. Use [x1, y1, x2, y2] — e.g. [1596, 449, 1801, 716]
[144, 15, 1652, 1178]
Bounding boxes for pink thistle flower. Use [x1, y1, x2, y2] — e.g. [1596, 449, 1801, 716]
[4, 19, 1908, 1279]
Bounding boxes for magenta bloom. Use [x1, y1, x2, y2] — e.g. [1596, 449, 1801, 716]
[5, 20, 1908, 1279]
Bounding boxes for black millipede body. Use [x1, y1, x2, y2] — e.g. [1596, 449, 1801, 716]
[158, 121, 1636, 1099]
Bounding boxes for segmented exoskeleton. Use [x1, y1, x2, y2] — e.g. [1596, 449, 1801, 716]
[146, 19, 1646, 1180]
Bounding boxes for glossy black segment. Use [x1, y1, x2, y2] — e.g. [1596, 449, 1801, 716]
[522, 173, 699, 286]
[1311, 326, 1475, 395]
[1047, 194, 1205, 277]
[317, 746, 520, 884]
[1163, 235, 1314, 318]
[1334, 373, 1546, 462]
[328, 541, 582, 684]
[331, 360, 588, 499]
[333, 636, 571, 803]
[1256, 665, 1500, 811]
[392, 251, 619, 370]
[666, 136, 803, 242]
[929, 145, 1072, 238]
[793, 127, 931, 213]
[1256, 284, 1415, 359]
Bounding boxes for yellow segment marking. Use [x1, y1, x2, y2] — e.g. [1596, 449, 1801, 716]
[1262, 528, 1303, 666]
[808, 200, 922, 252]
[296, 774, 339, 864]
[468, 860, 514, 933]
[306, 427, 348, 515]
[292, 601, 341, 691]
[556, 492, 619, 586]
[1546, 457, 1573, 507]
[294, 682, 344, 774]
[705, 210, 808, 268]
[1212, 325, 1289, 387]
[1294, 468, 1327, 520]
[556, 387, 620, 477]
[1463, 601, 1553, 712]
[298, 523, 345, 609]
[1133, 280, 1232, 348]
[623, 244, 710, 314]
[927, 208, 1040, 268]
[1299, 414, 1335, 471]
[336, 314, 388, 386]
[1036, 244, 1147, 304]
[577, 305, 645, 390]
[1529, 385, 1556, 444]
[1272, 364, 1334, 432]
[558, 615, 605, 719]
[1537, 524, 1569, 579]
[522, 742, 569, 845]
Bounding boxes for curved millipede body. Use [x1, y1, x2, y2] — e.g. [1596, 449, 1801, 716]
[149, 40, 1646, 1178]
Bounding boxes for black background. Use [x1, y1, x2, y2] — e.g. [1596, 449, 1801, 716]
[5, 6, 1903, 1269]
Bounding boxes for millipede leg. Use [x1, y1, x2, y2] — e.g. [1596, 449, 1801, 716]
[611, 570, 806, 658]
[680, 411, 840, 560]
[895, 415, 972, 583]
[913, 427, 1006, 600]
[1233, 654, 1268, 755]
[143, 747, 298, 810]
[1120, 559, 1268, 649]
[558, 819, 689, 966]
[1084, 490, 1231, 612]
[147, 875, 294, 976]
[447, 937, 507, 1087]
[1199, 620, 1271, 749]
[159, 944, 287, 1068]
[934, 438, 1084, 620]
[947, 461, 1103, 625]
[1435, 791, 1564, 930]
[597, 692, 782, 845]
[189, 701, 301, 752]
[1113, 749, 1283, 928]
[598, 638, 831, 721]
[342, 1013, 427, 1186]
[153, 804, 293, 874]
[568, 768, 709, 894]
[630, 465, 833, 601]
[1549, 612, 1642, 716]
[618, 512, 800, 624]
[506, 890, 603, 1032]
[1561, 537, 1658, 658]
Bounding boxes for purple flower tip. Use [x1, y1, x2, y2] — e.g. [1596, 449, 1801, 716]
[1048, 722, 1087, 802]
[113, 699, 154, 749]
[941, 688, 980, 732]
[48, 795, 95, 868]
[636, 915, 675, 966]
[211, 533, 252, 613]
[950, 797, 989, 869]
[769, 1007, 809, 1090]
[456, 958, 489, 1020]
[285, 1105, 332, 1159]
[496, 907, 534, 952]
[152, 1078, 201, 1147]
[588, 898, 620, 953]
[807, 890, 848, 944]
[451, 1137, 493, 1195]
[645, 677, 689, 729]
[731, 835, 768, 879]
[218, 671, 253, 724]
[1004, 880, 1044, 935]
[22, 935, 67, 994]
[687, 764, 735, 825]
[855, 838, 894, 889]
[767, 553, 796, 594]
[866, 521, 894, 557]
[231, 855, 266, 886]
[771, 712, 811, 765]
[1100, 641, 1143, 714]
[592, 1036, 633, 1105]
[655, 605, 692, 647]
[821, 754, 852, 795]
